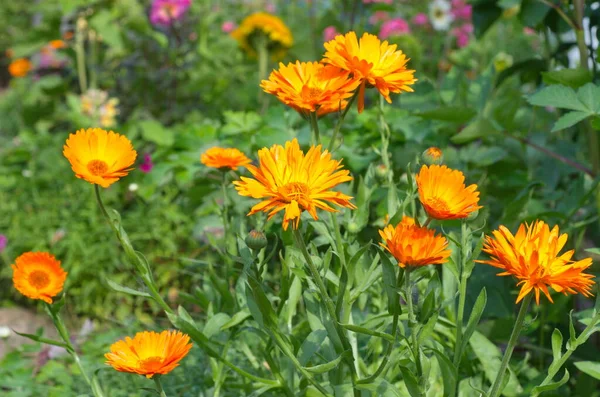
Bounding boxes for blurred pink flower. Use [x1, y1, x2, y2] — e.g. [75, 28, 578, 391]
[451, 0, 472, 21]
[380, 18, 411, 39]
[222, 21, 236, 33]
[323, 26, 339, 42]
[0, 234, 7, 252]
[523, 27, 536, 35]
[265, 2, 276, 13]
[412, 13, 428, 26]
[451, 24, 473, 47]
[363, 0, 392, 3]
[369, 11, 390, 25]
[150, 0, 191, 26]
[140, 153, 154, 173]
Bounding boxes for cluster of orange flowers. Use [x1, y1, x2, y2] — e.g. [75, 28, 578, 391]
[261, 31, 417, 115]
[6, 39, 66, 78]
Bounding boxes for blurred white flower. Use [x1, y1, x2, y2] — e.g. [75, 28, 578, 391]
[0, 326, 11, 339]
[22, 169, 33, 178]
[429, 0, 454, 31]
[128, 183, 139, 192]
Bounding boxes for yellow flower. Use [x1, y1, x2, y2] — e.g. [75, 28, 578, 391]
[233, 138, 356, 230]
[63, 128, 137, 188]
[379, 216, 450, 267]
[261, 61, 360, 116]
[231, 12, 293, 59]
[8, 58, 32, 78]
[477, 221, 595, 305]
[416, 164, 482, 220]
[201, 147, 252, 170]
[12, 252, 67, 304]
[105, 330, 192, 378]
[322, 31, 416, 112]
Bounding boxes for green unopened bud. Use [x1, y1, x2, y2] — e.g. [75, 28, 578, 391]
[493, 52, 513, 73]
[422, 147, 444, 165]
[375, 164, 390, 181]
[245, 230, 267, 250]
[347, 221, 361, 234]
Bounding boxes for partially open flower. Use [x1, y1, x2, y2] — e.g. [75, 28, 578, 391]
[379, 216, 450, 267]
[201, 147, 251, 171]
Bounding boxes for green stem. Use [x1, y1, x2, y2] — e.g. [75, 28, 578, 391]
[292, 229, 360, 395]
[453, 274, 467, 366]
[488, 293, 533, 397]
[327, 90, 359, 152]
[309, 111, 321, 146]
[153, 376, 167, 397]
[358, 270, 402, 384]
[94, 185, 174, 315]
[405, 268, 423, 384]
[257, 35, 269, 114]
[75, 20, 87, 93]
[537, 311, 600, 389]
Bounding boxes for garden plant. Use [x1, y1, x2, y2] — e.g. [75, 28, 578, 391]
[1, 0, 600, 396]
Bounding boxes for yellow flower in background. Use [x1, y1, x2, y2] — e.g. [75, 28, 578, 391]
[234, 138, 356, 230]
[477, 221, 595, 305]
[201, 147, 252, 170]
[105, 330, 192, 378]
[379, 216, 451, 267]
[261, 61, 360, 116]
[322, 31, 416, 112]
[12, 252, 67, 304]
[8, 58, 32, 78]
[63, 128, 137, 188]
[416, 164, 482, 220]
[231, 12, 293, 59]
[80, 89, 120, 128]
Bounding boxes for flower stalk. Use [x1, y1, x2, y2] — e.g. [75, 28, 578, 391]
[405, 268, 423, 387]
[153, 376, 168, 397]
[488, 293, 533, 397]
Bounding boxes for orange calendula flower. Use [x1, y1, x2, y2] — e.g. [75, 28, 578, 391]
[416, 164, 482, 220]
[422, 147, 443, 165]
[261, 61, 360, 116]
[322, 31, 416, 112]
[233, 138, 356, 230]
[477, 221, 595, 305]
[8, 58, 32, 78]
[49, 40, 66, 49]
[63, 128, 137, 188]
[379, 216, 451, 267]
[105, 330, 192, 378]
[231, 12, 293, 60]
[12, 252, 67, 304]
[201, 147, 252, 170]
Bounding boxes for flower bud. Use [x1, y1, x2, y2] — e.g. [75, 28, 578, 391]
[375, 164, 390, 181]
[467, 209, 479, 221]
[245, 230, 267, 250]
[347, 221, 360, 234]
[422, 147, 444, 165]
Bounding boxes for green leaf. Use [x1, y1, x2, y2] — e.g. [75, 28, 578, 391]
[528, 85, 586, 111]
[577, 83, 600, 113]
[220, 310, 251, 331]
[472, 2, 503, 38]
[574, 361, 600, 380]
[379, 250, 401, 315]
[416, 106, 476, 123]
[519, 0, 551, 26]
[203, 313, 231, 339]
[531, 369, 569, 395]
[91, 368, 106, 397]
[105, 278, 151, 298]
[451, 118, 496, 144]
[356, 379, 402, 396]
[12, 330, 68, 349]
[542, 69, 592, 89]
[399, 367, 422, 397]
[585, 248, 600, 255]
[340, 323, 395, 342]
[139, 119, 173, 146]
[304, 350, 351, 374]
[298, 329, 328, 366]
[552, 111, 590, 132]
[551, 329, 563, 362]
[430, 348, 458, 397]
[460, 288, 487, 357]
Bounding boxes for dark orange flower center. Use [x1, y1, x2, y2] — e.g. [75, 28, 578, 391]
[138, 356, 164, 372]
[28, 270, 50, 289]
[87, 160, 109, 176]
[301, 86, 323, 102]
[278, 182, 310, 202]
